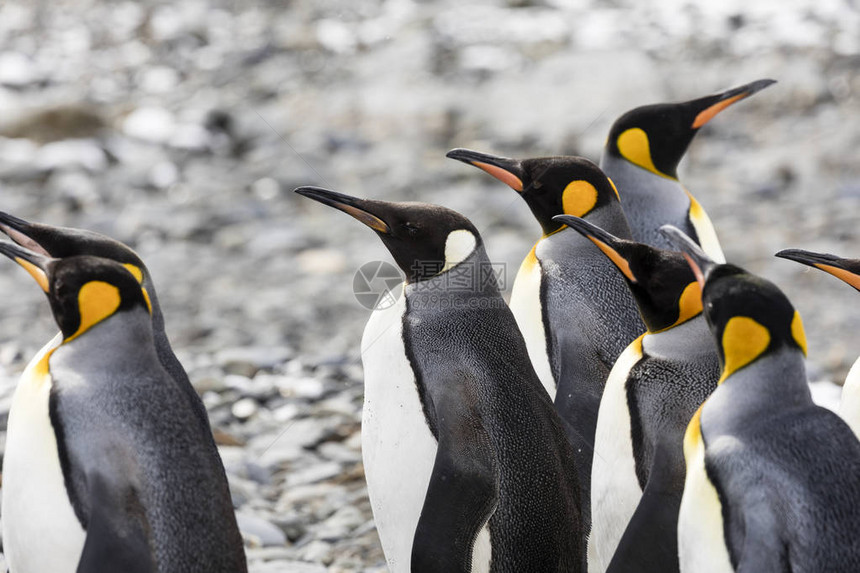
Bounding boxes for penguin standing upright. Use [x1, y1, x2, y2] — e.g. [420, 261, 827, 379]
[295, 186, 583, 572]
[600, 79, 775, 261]
[0, 243, 248, 572]
[776, 248, 860, 437]
[556, 215, 720, 573]
[0, 211, 212, 432]
[447, 149, 645, 527]
[663, 226, 860, 573]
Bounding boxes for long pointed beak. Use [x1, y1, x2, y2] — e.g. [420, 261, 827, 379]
[294, 186, 391, 234]
[691, 78, 776, 129]
[776, 248, 860, 292]
[0, 211, 50, 256]
[0, 240, 54, 292]
[554, 215, 637, 283]
[659, 225, 718, 287]
[446, 148, 525, 192]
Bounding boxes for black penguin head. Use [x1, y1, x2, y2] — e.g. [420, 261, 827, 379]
[604, 79, 775, 179]
[446, 148, 621, 236]
[0, 211, 155, 308]
[0, 241, 152, 341]
[294, 186, 482, 283]
[557, 216, 701, 333]
[662, 226, 807, 383]
[776, 249, 860, 293]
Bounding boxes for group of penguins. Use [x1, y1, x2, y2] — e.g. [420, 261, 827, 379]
[0, 77, 859, 573]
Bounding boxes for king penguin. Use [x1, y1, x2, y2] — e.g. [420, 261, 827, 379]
[0, 211, 212, 432]
[776, 248, 860, 438]
[555, 215, 720, 573]
[0, 243, 247, 572]
[294, 186, 583, 572]
[663, 226, 860, 573]
[600, 79, 775, 261]
[446, 149, 645, 529]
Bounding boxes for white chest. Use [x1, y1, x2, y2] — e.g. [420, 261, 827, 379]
[677, 437, 733, 573]
[839, 356, 860, 439]
[588, 337, 644, 572]
[360, 292, 438, 573]
[509, 246, 555, 400]
[2, 333, 87, 573]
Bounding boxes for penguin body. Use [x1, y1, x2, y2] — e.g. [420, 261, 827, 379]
[776, 248, 860, 437]
[558, 217, 720, 573]
[447, 151, 645, 527]
[600, 79, 775, 261]
[0, 248, 248, 572]
[296, 186, 583, 572]
[665, 228, 860, 573]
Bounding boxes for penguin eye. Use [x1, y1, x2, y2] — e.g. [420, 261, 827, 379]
[532, 179, 543, 190]
[403, 222, 420, 236]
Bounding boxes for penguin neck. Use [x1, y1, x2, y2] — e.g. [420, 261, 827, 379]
[642, 314, 712, 360]
[704, 347, 811, 432]
[144, 286, 190, 385]
[56, 308, 158, 370]
[405, 245, 499, 302]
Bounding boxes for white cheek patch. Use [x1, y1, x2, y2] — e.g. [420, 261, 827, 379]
[441, 229, 477, 273]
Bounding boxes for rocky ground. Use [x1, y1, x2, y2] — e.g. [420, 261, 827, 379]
[0, 0, 857, 570]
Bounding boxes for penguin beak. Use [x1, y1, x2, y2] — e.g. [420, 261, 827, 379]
[554, 215, 638, 283]
[446, 148, 525, 192]
[659, 225, 718, 288]
[0, 240, 55, 292]
[0, 211, 51, 256]
[294, 186, 392, 235]
[776, 249, 860, 292]
[690, 78, 776, 129]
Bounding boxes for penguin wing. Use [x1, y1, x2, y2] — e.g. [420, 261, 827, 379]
[606, 442, 683, 573]
[76, 471, 155, 573]
[411, 375, 499, 573]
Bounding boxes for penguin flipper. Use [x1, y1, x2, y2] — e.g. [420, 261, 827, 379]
[606, 443, 682, 573]
[411, 379, 499, 573]
[76, 472, 155, 573]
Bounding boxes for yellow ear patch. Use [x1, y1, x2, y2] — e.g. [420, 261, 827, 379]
[562, 180, 599, 218]
[791, 311, 807, 356]
[15, 257, 49, 292]
[122, 263, 144, 283]
[617, 128, 674, 180]
[664, 281, 703, 331]
[66, 281, 121, 342]
[719, 316, 770, 383]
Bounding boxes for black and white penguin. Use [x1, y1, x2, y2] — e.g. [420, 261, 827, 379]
[663, 226, 860, 573]
[600, 79, 775, 261]
[446, 149, 645, 526]
[556, 215, 720, 573]
[0, 243, 247, 572]
[295, 185, 583, 572]
[776, 248, 860, 437]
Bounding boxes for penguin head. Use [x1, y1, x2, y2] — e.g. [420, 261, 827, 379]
[776, 249, 860, 293]
[0, 211, 157, 316]
[604, 79, 775, 179]
[0, 241, 152, 341]
[446, 148, 621, 236]
[294, 186, 482, 283]
[661, 225, 807, 383]
[556, 215, 701, 333]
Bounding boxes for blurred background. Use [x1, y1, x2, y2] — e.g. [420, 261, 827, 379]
[0, 0, 857, 570]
